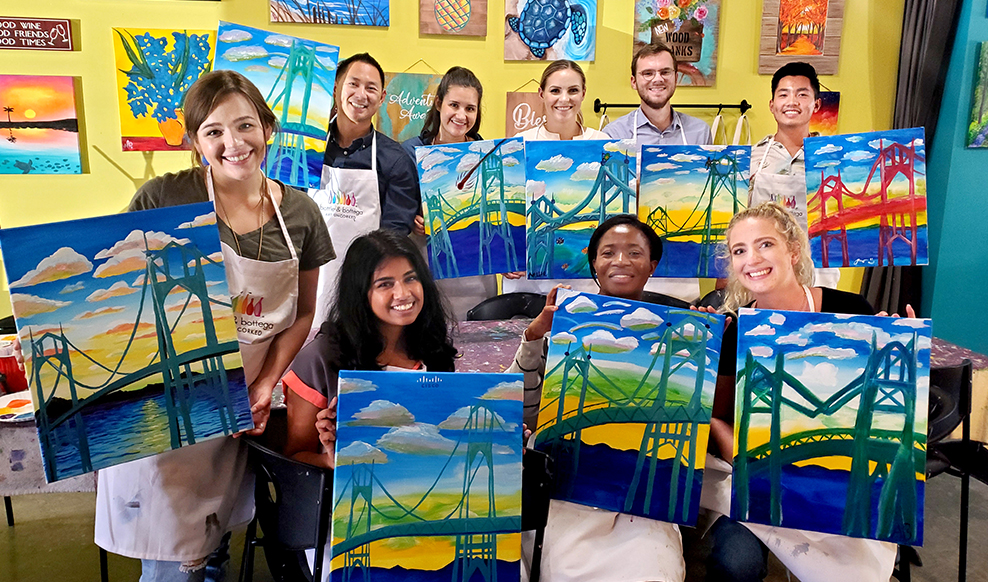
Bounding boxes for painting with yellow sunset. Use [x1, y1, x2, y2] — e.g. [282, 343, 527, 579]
[0, 202, 250, 483]
[0, 75, 81, 175]
[732, 308, 929, 544]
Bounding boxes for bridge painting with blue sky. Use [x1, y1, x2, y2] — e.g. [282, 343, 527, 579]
[804, 127, 928, 269]
[0, 202, 250, 482]
[525, 139, 637, 279]
[534, 290, 724, 526]
[415, 137, 527, 279]
[215, 21, 338, 190]
[332, 371, 522, 582]
[638, 144, 749, 278]
[733, 308, 931, 545]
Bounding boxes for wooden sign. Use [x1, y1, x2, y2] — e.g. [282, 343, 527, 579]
[0, 17, 73, 51]
[505, 92, 544, 137]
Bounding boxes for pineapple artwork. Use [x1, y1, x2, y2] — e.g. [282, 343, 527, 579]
[421, 0, 488, 36]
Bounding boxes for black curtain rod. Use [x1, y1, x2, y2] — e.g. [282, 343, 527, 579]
[594, 98, 751, 115]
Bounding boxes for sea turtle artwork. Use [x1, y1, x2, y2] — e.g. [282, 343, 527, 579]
[507, 0, 591, 60]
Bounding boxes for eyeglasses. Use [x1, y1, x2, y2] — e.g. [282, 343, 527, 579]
[637, 69, 676, 80]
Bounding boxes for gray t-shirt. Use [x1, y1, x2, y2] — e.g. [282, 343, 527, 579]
[128, 168, 335, 271]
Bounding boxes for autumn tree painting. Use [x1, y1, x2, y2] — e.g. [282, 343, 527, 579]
[776, 0, 829, 55]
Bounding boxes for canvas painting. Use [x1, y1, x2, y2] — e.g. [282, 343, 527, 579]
[416, 137, 527, 279]
[638, 144, 750, 278]
[633, 0, 721, 86]
[804, 127, 928, 268]
[331, 370, 522, 581]
[533, 290, 723, 525]
[214, 22, 338, 190]
[0, 75, 81, 175]
[376, 72, 442, 144]
[810, 91, 840, 136]
[113, 28, 215, 152]
[758, 0, 844, 75]
[421, 0, 488, 36]
[0, 202, 251, 482]
[967, 42, 988, 148]
[732, 308, 930, 544]
[270, 0, 389, 25]
[505, 92, 545, 137]
[525, 139, 636, 279]
[504, 0, 596, 61]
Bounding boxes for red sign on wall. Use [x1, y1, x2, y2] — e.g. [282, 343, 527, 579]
[0, 17, 73, 51]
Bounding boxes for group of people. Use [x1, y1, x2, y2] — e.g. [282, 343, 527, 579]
[87, 39, 899, 582]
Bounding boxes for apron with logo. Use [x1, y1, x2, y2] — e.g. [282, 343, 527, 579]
[95, 169, 300, 562]
[750, 137, 810, 232]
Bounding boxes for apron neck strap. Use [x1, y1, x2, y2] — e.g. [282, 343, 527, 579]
[206, 166, 297, 261]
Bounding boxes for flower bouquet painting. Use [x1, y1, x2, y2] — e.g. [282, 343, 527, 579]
[633, 0, 720, 86]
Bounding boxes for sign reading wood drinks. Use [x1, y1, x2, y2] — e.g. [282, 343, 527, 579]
[0, 17, 73, 51]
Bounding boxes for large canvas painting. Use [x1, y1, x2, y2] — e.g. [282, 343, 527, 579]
[809, 91, 840, 136]
[0, 75, 81, 175]
[0, 202, 251, 482]
[215, 22, 338, 190]
[638, 144, 749, 278]
[967, 42, 988, 148]
[633, 0, 721, 86]
[732, 308, 930, 545]
[504, 0, 596, 61]
[758, 0, 844, 75]
[421, 0, 487, 36]
[533, 291, 723, 525]
[505, 92, 545, 137]
[415, 137, 527, 278]
[525, 139, 636, 279]
[270, 0, 389, 25]
[332, 371, 522, 581]
[804, 127, 928, 268]
[376, 72, 442, 144]
[113, 28, 215, 152]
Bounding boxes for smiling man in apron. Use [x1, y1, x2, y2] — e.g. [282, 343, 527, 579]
[308, 53, 422, 326]
[602, 42, 713, 303]
[749, 61, 840, 289]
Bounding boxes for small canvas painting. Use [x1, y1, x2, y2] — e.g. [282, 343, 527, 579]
[804, 127, 928, 268]
[505, 0, 596, 61]
[270, 0, 389, 25]
[416, 137, 527, 278]
[332, 371, 522, 581]
[967, 42, 988, 148]
[505, 92, 545, 137]
[534, 290, 723, 525]
[421, 0, 487, 36]
[214, 22, 338, 190]
[633, 0, 721, 86]
[525, 139, 637, 279]
[0, 202, 251, 482]
[776, 0, 828, 55]
[758, 0, 844, 75]
[810, 91, 840, 136]
[113, 28, 215, 152]
[638, 144, 750, 278]
[732, 308, 930, 545]
[376, 72, 442, 144]
[0, 75, 81, 175]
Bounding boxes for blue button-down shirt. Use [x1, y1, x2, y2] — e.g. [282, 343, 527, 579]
[603, 107, 712, 146]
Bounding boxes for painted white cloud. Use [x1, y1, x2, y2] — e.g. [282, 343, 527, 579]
[418, 149, 452, 170]
[789, 346, 858, 360]
[349, 400, 415, 426]
[602, 301, 631, 308]
[9, 247, 92, 288]
[421, 167, 449, 184]
[438, 406, 516, 431]
[551, 331, 577, 344]
[595, 309, 624, 317]
[95, 230, 190, 259]
[264, 34, 293, 47]
[468, 141, 493, 154]
[480, 380, 524, 401]
[641, 331, 662, 341]
[73, 306, 126, 320]
[655, 177, 676, 185]
[749, 345, 774, 358]
[645, 161, 679, 172]
[892, 318, 929, 329]
[221, 45, 268, 61]
[178, 212, 216, 229]
[670, 153, 705, 163]
[316, 56, 337, 69]
[339, 378, 376, 394]
[456, 153, 481, 173]
[535, 154, 573, 172]
[10, 293, 70, 317]
[746, 324, 776, 337]
[795, 361, 839, 387]
[674, 170, 691, 175]
[776, 332, 808, 346]
[814, 143, 842, 155]
[59, 282, 86, 295]
[86, 281, 137, 302]
[502, 156, 520, 167]
[500, 139, 525, 154]
[267, 56, 287, 68]
[337, 441, 388, 465]
[582, 330, 638, 353]
[603, 140, 636, 156]
[814, 160, 841, 168]
[570, 161, 600, 181]
[565, 295, 597, 313]
[93, 249, 148, 278]
[769, 313, 786, 326]
[527, 180, 547, 199]
[868, 138, 883, 149]
[376, 424, 455, 455]
[846, 135, 864, 143]
[843, 150, 873, 162]
[621, 307, 664, 330]
[219, 29, 252, 42]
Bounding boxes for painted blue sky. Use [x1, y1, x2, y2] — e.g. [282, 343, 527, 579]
[545, 290, 725, 405]
[804, 127, 927, 195]
[736, 308, 931, 434]
[639, 144, 750, 217]
[334, 371, 523, 501]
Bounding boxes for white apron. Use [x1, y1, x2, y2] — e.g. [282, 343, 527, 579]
[308, 130, 382, 326]
[95, 170, 300, 562]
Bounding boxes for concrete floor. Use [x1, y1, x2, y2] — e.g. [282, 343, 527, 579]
[1, 476, 985, 582]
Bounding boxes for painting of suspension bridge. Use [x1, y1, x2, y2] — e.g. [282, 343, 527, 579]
[215, 22, 339, 190]
[804, 127, 928, 268]
[526, 139, 637, 279]
[415, 137, 527, 279]
[331, 371, 522, 582]
[0, 202, 251, 483]
[533, 291, 724, 525]
[638, 144, 749, 278]
[732, 308, 931, 544]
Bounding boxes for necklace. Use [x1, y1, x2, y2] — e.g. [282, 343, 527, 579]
[215, 174, 266, 261]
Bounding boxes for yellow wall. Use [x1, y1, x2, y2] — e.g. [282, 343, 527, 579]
[0, 0, 906, 315]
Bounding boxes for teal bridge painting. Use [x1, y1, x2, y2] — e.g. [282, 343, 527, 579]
[525, 140, 637, 279]
[639, 145, 749, 278]
[534, 291, 724, 525]
[416, 138, 527, 279]
[732, 308, 930, 545]
[332, 371, 522, 582]
[0, 202, 250, 483]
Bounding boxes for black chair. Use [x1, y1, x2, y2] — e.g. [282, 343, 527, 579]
[694, 288, 726, 311]
[640, 291, 691, 309]
[467, 292, 546, 321]
[522, 449, 554, 582]
[240, 411, 333, 582]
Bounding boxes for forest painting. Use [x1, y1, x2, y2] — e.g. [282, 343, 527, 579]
[776, 0, 828, 55]
[0, 75, 81, 174]
[967, 42, 988, 148]
[758, 0, 843, 75]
